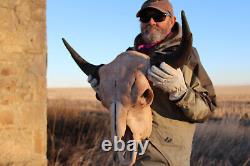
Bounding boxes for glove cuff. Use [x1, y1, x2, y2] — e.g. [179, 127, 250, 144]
[169, 86, 187, 101]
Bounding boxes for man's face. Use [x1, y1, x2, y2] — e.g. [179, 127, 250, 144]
[140, 8, 176, 44]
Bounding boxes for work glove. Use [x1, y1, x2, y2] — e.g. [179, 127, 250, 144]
[87, 75, 99, 93]
[147, 62, 187, 101]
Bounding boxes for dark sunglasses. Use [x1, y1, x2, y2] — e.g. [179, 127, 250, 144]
[139, 12, 171, 23]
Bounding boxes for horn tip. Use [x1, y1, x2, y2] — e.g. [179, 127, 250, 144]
[62, 38, 69, 47]
[181, 10, 186, 19]
[62, 38, 66, 43]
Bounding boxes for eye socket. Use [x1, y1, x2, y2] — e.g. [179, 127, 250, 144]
[141, 88, 154, 105]
[142, 89, 150, 99]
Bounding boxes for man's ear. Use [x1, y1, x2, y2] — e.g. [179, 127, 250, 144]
[170, 16, 176, 27]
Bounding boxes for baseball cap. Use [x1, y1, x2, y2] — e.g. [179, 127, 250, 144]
[136, 0, 174, 17]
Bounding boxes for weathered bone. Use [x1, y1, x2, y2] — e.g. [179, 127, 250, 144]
[101, 52, 153, 166]
[110, 101, 138, 166]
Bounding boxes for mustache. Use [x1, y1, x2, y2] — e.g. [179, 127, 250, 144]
[143, 25, 160, 33]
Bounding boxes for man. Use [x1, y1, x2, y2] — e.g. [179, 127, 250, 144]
[89, 0, 217, 165]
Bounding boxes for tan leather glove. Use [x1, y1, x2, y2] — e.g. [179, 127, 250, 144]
[147, 62, 187, 101]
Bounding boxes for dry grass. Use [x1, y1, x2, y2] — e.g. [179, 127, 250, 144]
[47, 99, 112, 165]
[47, 86, 250, 166]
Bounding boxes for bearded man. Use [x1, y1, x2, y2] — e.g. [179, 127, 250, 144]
[88, 0, 217, 165]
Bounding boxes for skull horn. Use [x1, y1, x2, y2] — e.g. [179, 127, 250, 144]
[150, 10, 193, 69]
[62, 38, 103, 81]
[173, 10, 193, 68]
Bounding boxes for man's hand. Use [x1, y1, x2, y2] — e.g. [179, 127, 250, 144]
[88, 75, 99, 92]
[147, 62, 187, 101]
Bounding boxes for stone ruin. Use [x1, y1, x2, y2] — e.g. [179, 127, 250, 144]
[0, 0, 47, 165]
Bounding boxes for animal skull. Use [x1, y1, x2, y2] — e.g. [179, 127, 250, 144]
[99, 51, 153, 165]
[62, 11, 192, 166]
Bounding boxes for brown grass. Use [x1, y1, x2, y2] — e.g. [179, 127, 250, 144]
[47, 86, 250, 166]
[47, 98, 112, 165]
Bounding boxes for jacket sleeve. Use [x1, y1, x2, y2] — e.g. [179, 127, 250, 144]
[175, 48, 217, 122]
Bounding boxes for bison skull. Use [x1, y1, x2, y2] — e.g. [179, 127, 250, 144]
[98, 51, 153, 165]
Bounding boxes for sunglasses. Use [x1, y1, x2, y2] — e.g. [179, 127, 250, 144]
[139, 12, 171, 23]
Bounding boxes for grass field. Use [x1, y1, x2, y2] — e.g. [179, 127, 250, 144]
[47, 86, 250, 166]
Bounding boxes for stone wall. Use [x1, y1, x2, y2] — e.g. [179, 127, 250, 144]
[0, 0, 47, 165]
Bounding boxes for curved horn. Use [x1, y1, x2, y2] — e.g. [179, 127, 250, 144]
[172, 10, 193, 68]
[150, 10, 193, 69]
[62, 38, 103, 79]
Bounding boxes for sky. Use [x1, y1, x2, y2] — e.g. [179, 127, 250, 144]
[47, 1, 250, 87]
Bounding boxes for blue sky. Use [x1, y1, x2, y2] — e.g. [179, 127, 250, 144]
[47, 1, 250, 87]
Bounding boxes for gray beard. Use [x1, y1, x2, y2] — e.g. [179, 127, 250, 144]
[141, 25, 167, 44]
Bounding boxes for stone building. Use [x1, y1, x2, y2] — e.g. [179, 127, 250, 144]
[0, 0, 47, 165]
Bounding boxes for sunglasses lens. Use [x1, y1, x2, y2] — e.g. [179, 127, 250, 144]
[140, 16, 151, 23]
[140, 14, 166, 23]
[153, 14, 166, 22]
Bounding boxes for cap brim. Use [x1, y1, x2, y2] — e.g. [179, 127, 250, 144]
[136, 6, 166, 17]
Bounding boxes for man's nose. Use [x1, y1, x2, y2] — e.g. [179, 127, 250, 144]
[148, 18, 156, 25]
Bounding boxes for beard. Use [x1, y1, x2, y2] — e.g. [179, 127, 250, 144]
[141, 25, 168, 44]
